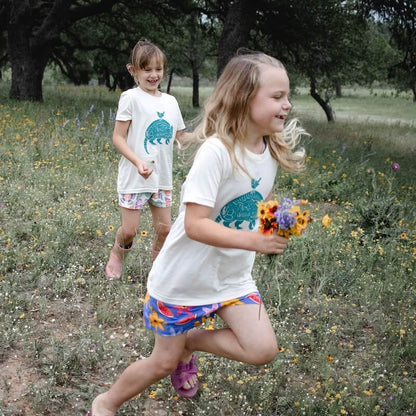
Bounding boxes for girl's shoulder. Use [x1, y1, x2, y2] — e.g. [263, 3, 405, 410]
[199, 136, 229, 153]
[122, 86, 139, 94]
[161, 91, 180, 104]
[196, 136, 232, 166]
[119, 87, 139, 99]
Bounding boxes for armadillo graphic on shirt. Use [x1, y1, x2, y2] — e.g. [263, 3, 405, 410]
[144, 111, 173, 154]
[215, 178, 263, 230]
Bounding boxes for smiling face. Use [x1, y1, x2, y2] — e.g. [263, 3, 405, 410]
[248, 64, 291, 137]
[132, 57, 164, 95]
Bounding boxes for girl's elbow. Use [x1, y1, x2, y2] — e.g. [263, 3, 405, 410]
[184, 220, 199, 241]
[184, 222, 195, 240]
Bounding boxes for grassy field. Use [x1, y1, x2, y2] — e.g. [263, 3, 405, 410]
[0, 82, 415, 416]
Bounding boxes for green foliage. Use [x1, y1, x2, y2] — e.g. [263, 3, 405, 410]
[0, 83, 414, 415]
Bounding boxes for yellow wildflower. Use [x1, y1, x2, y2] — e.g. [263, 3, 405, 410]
[322, 215, 332, 228]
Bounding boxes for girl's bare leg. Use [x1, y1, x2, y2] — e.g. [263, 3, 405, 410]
[117, 207, 141, 245]
[90, 332, 187, 416]
[184, 304, 278, 365]
[149, 205, 171, 259]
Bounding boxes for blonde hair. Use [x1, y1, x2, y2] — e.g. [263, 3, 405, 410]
[128, 40, 167, 84]
[193, 52, 307, 173]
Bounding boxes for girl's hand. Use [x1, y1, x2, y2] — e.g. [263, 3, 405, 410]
[136, 160, 154, 179]
[256, 233, 289, 254]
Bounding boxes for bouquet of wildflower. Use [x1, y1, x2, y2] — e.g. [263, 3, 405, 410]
[257, 198, 311, 238]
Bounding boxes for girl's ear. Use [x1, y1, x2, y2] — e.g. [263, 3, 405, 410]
[126, 63, 134, 75]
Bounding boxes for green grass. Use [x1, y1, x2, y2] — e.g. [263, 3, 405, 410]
[0, 81, 415, 415]
[293, 87, 415, 127]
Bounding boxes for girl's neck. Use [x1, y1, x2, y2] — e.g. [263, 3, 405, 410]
[246, 137, 267, 154]
[138, 85, 162, 97]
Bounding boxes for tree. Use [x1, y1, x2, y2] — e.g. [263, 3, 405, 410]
[163, 8, 219, 107]
[353, 21, 398, 87]
[2, 0, 120, 101]
[216, 0, 258, 76]
[365, 0, 416, 101]
[51, 4, 154, 91]
[258, 0, 369, 122]
[0, 1, 7, 79]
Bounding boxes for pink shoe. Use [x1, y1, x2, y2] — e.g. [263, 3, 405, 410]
[105, 242, 131, 279]
[170, 354, 199, 398]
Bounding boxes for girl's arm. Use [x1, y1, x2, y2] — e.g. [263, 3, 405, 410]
[175, 130, 194, 149]
[184, 202, 288, 255]
[112, 120, 153, 179]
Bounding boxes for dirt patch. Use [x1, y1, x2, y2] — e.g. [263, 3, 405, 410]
[142, 399, 169, 416]
[0, 351, 39, 415]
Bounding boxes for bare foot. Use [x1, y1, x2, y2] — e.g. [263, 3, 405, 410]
[90, 393, 117, 416]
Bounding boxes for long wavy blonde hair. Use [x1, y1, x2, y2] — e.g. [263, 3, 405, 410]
[192, 52, 307, 173]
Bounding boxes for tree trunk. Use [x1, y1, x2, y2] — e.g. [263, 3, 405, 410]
[310, 79, 335, 122]
[167, 68, 175, 95]
[217, 0, 256, 77]
[9, 52, 48, 101]
[335, 82, 342, 97]
[192, 64, 200, 108]
[7, 5, 52, 101]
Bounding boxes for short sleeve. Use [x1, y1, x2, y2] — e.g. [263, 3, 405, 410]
[116, 91, 132, 121]
[172, 96, 186, 131]
[182, 139, 231, 207]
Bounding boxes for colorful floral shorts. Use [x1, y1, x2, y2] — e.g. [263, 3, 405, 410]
[143, 292, 262, 337]
[119, 190, 172, 209]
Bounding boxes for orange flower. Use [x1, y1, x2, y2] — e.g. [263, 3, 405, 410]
[322, 215, 332, 228]
[149, 310, 165, 332]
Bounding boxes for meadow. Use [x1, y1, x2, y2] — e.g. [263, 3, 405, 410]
[0, 81, 415, 416]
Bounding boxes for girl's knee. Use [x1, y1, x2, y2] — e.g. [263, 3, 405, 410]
[154, 222, 171, 239]
[117, 227, 137, 242]
[150, 356, 179, 377]
[258, 344, 278, 365]
[246, 337, 278, 365]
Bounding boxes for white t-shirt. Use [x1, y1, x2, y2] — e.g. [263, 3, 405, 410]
[147, 137, 278, 305]
[115, 86, 186, 193]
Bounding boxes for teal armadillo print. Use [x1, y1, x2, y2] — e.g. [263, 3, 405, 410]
[144, 112, 173, 154]
[215, 178, 263, 229]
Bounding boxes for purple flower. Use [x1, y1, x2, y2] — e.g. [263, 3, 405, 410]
[391, 162, 400, 171]
[274, 198, 297, 230]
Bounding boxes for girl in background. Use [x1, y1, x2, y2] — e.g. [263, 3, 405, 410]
[88, 51, 306, 415]
[105, 40, 189, 279]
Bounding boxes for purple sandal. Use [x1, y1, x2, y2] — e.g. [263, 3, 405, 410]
[170, 354, 199, 398]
